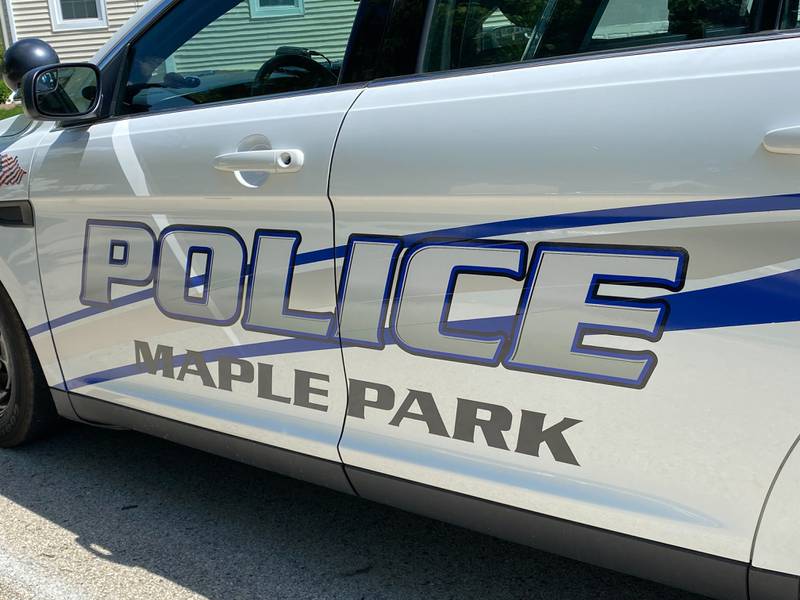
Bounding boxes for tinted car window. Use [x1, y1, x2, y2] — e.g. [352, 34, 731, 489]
[779, 0, 800, 28]
[118, 0, 359, 115]
[422, 0, 758, 73]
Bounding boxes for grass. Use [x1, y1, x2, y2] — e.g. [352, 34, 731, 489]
[0, 106, 22, 120]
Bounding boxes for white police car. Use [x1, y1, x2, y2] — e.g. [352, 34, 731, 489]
[0, 0, 799, 597]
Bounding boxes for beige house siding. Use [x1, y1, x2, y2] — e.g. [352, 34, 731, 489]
[7, 0, 143, 61]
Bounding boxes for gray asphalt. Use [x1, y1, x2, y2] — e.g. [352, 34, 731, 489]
[0, 423, 709, 600]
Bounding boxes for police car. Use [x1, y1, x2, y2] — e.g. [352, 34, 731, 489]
[0, 0, 798, 597]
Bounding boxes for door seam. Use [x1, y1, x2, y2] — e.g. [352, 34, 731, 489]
[327, 87, 367, 497]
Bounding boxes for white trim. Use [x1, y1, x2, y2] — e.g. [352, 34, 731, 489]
[249, 0, 305, 19]
[47, 0, 108, 32]
[2, 0, 17, 45]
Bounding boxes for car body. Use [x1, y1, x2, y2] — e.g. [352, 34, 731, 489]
[0, 0, 799, 598]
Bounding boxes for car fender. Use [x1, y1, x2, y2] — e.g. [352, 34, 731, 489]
[0, 119, 67, 397]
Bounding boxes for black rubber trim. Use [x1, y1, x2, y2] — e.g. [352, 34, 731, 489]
[0, 201, 33, 227]
[345, 466, 748, 600]
[64, 390, 356, 496]
[750, 567, 800, 600]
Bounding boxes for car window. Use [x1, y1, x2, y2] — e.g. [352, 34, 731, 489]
[422, 0, 758, 73]
[117, 0, 359, 116]
[779, 0, 800, 29]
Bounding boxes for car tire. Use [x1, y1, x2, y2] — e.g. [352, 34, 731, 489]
[0, 283, 58, 448]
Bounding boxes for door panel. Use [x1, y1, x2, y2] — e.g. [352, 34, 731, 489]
[33, 88, 360, 461]
[331, 37, 800, 558]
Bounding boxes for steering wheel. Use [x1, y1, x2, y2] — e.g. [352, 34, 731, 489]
[254, 54, 337, 95]
[124, 75, 201, 102]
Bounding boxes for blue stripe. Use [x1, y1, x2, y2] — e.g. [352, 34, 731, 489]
[28, 193, 800, 338]
[403, 193, 800, 244]
[665, 269, 800, 331]
[29, 288, 154, 337]
[31, 249, 340, 339]
[62, 337, 339, 391]
[61, 266, 800, 391]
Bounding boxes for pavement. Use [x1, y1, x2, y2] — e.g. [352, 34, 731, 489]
[0, 423, 708, 600]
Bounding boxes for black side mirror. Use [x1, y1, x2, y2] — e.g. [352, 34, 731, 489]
[21, 63, 101, 123]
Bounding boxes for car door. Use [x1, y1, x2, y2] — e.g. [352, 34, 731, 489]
[331, 0, 800, 584]
[31, 0, 363, 474]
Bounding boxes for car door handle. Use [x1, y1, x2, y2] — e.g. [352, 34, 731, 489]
[763, 127, 800, 155]
[213, 149, 305, 174]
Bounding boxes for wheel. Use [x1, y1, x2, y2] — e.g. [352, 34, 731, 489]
[0, 284, 58, 448]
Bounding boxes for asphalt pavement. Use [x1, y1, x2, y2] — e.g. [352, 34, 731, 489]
[0, 423, 709, 600]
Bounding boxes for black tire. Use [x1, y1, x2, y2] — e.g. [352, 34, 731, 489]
[0, 283, 58, 447]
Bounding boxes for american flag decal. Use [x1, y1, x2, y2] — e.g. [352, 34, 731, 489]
[0, 154, 26, 187]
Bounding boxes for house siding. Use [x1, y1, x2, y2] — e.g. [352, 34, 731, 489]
[8, 0, 143, 62]
[4, 0, 360, 67]
[172, 0, 359, 72]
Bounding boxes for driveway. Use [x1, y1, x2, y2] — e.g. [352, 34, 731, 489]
[0, 424, 707, 600]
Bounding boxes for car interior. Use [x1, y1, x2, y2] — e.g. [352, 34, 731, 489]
[423, 0, 793, 72]
[118, 0, 798, 115]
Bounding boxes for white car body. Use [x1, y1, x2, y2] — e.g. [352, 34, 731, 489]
[0, 0, 799, 597]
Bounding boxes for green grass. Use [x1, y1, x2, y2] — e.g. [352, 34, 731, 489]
[0, 106, 22, 120]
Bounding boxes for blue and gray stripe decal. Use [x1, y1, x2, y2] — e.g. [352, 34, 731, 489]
[33, 193, 800, 391]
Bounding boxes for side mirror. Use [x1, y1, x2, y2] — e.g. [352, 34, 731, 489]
[21, 63, 101, 122]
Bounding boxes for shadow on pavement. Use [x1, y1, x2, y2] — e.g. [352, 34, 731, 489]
[0, 423, 706, 600]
